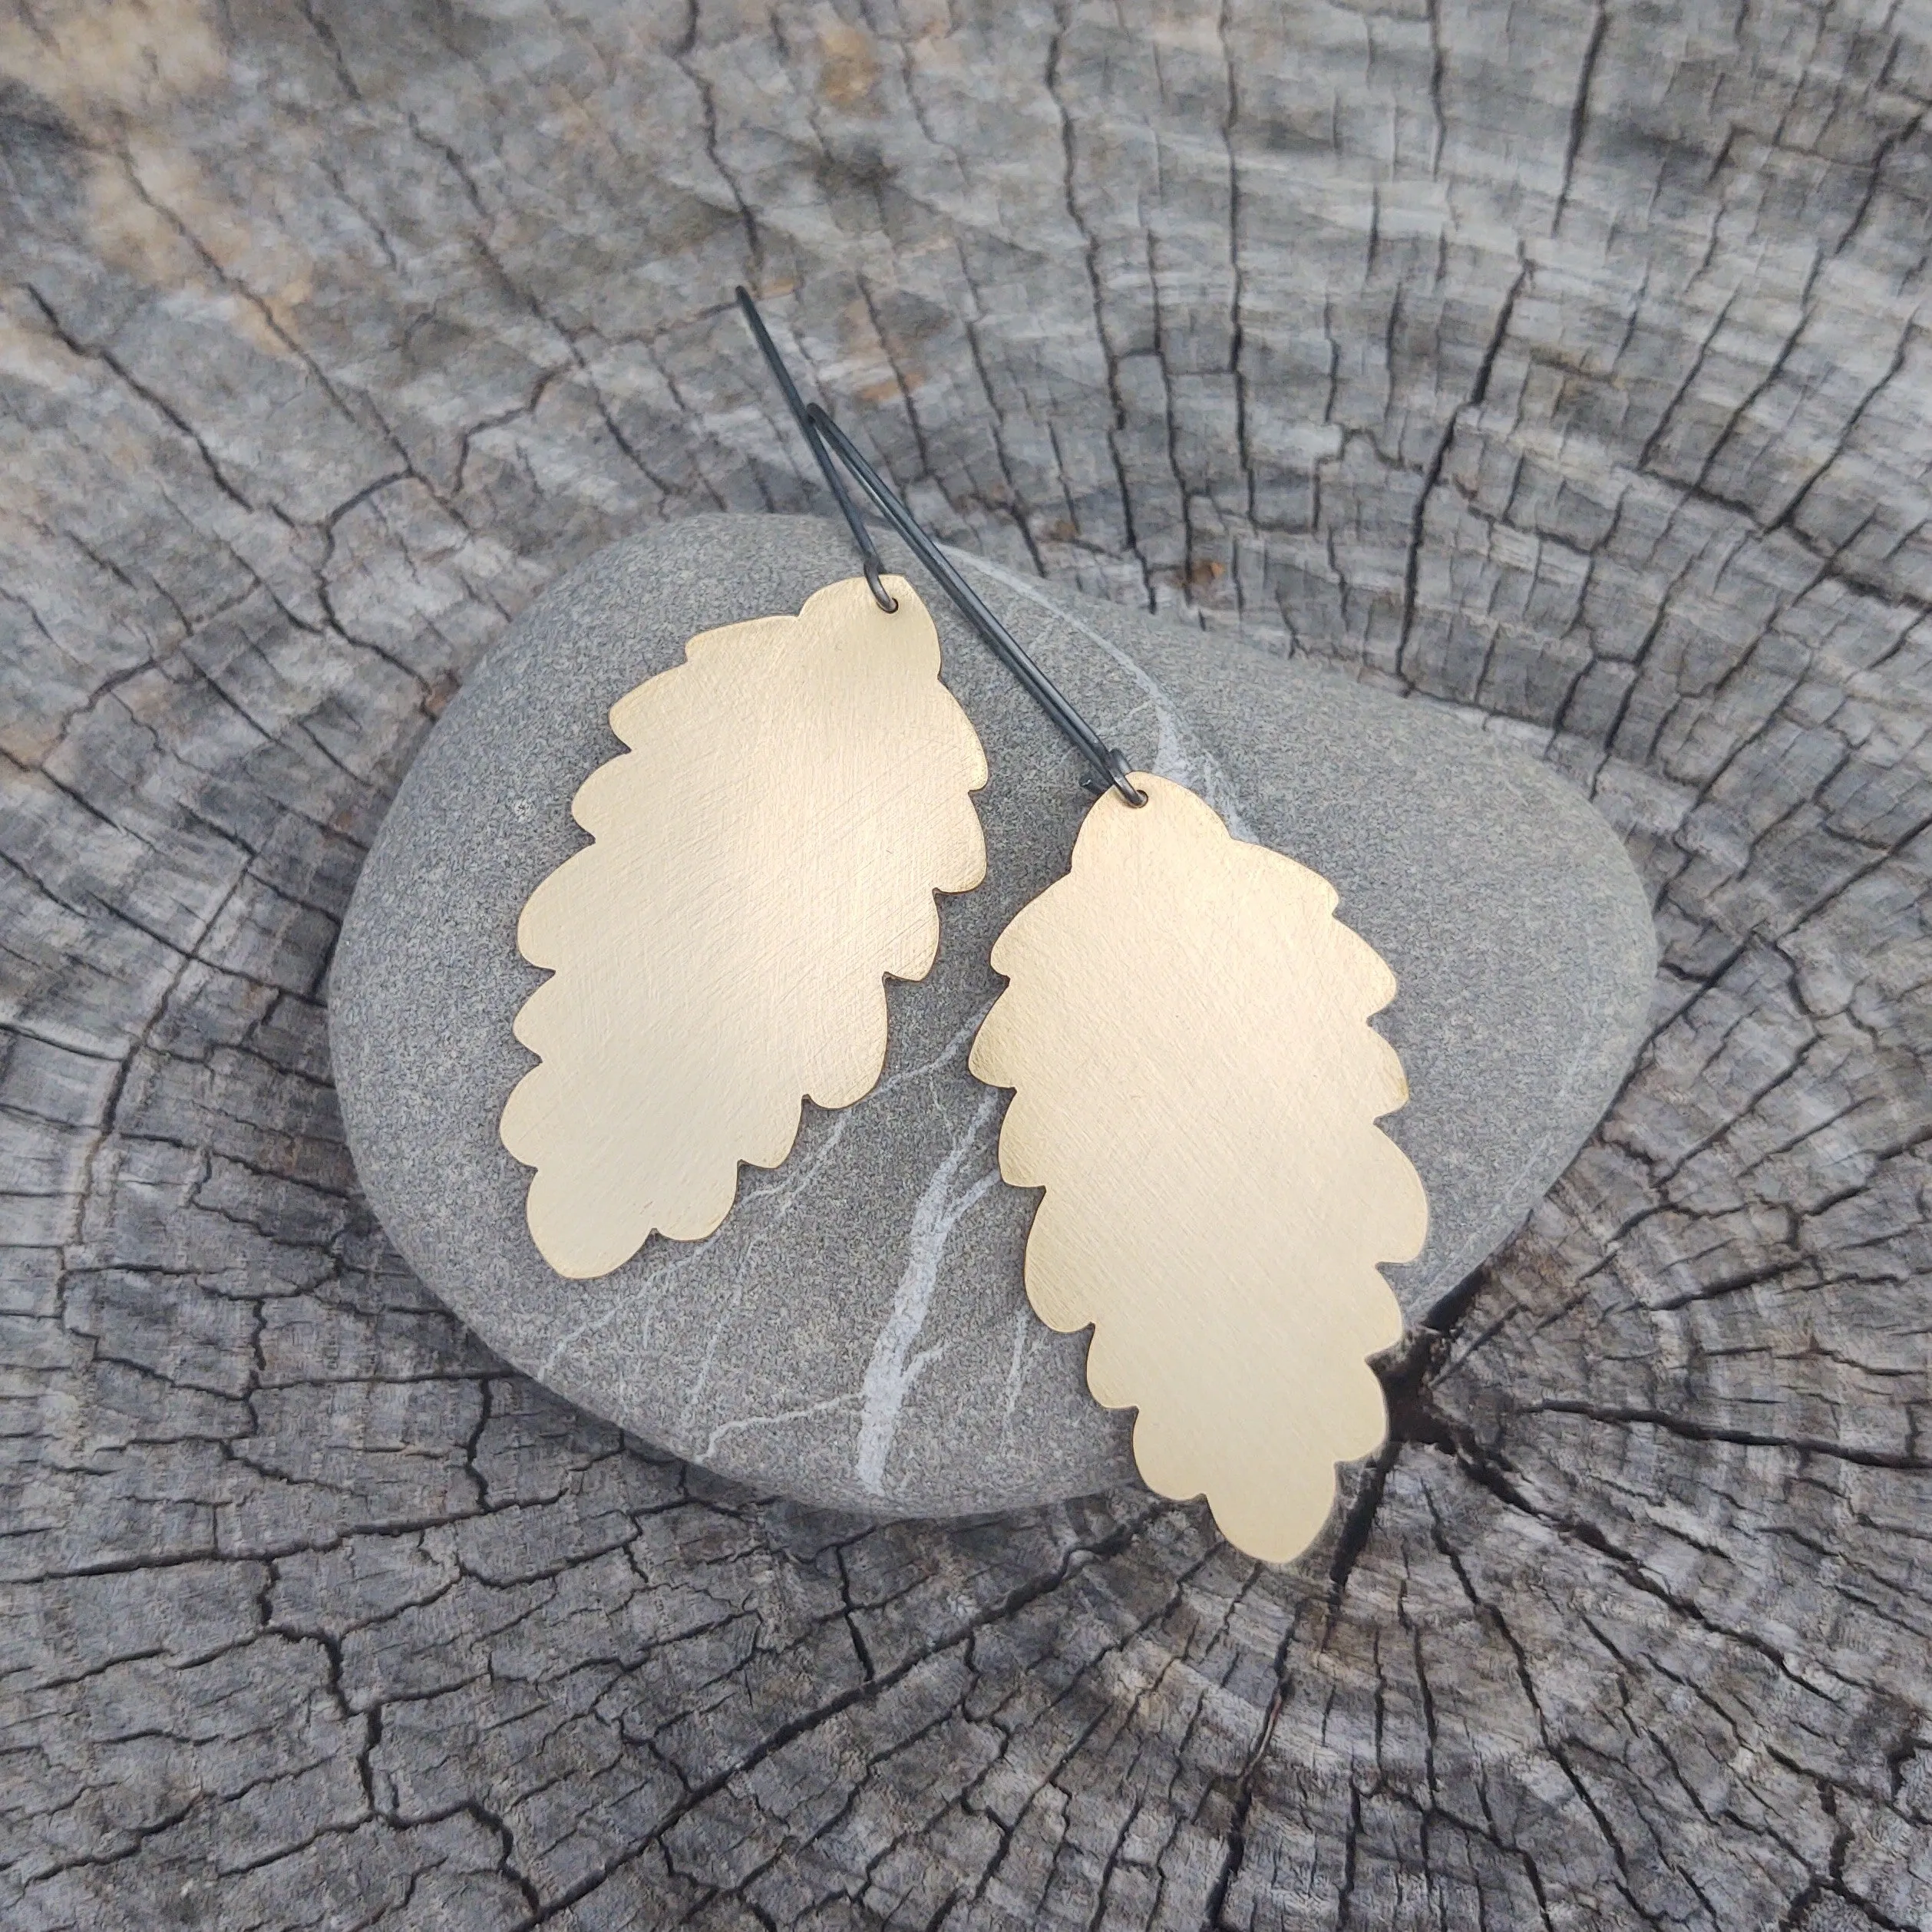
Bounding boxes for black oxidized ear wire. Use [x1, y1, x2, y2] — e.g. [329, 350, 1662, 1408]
[736, 289, 897, 613]
[736, 288, 1144, 807]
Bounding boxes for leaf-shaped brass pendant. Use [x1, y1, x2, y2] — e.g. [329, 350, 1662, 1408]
[969, 774, 1427, 1561]
[501, 575, 987, 1279]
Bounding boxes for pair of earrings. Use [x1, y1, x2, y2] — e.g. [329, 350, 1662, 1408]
[496, 293, 1428, 1563]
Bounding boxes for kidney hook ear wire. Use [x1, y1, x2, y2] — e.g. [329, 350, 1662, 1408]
[735, 287, 1145, 808]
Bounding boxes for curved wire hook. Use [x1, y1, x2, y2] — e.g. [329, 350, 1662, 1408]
[736, 289, 897, 613]
[805, 405, 1146, 807]
[736, 288, 1144, 807]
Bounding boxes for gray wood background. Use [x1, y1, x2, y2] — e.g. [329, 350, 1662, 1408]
[4, 0, 1928, 1926]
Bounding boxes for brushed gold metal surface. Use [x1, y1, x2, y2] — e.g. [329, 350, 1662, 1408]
[501, 575, 987, 1280]
[969, 774, 1427, 1562]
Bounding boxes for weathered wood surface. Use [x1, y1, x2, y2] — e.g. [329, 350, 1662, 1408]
[2, 0, 1928, 1925]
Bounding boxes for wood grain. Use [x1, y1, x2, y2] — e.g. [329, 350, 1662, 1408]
[971, 774, 1426, 1563]
[498, 573, 986, 1277]
[2, 0, 1927, 1926]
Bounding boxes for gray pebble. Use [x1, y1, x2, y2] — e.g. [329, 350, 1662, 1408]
[329, 514, 1657, 1516]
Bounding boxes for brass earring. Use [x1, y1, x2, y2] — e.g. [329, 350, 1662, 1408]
[968, 778, 1426, 1562]
[805, 400, 1428, 1565]
[497, 299, 987, 1280]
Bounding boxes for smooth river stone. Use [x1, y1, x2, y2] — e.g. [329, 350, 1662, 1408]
[329, 513, 1657, 1518]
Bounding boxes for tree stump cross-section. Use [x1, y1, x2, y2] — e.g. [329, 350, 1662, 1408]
[2, 1, 1927, 1927]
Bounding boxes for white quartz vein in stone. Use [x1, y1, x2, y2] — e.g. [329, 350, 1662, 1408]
[534, 1101, 847, 1394]
[853, 1085, 1003, 1496]
[676, 1004, 994, 1435]
[947, 548, 1256, 838]
[703, 1392, 862, 1465]
[999, 1303, 1038, 1441]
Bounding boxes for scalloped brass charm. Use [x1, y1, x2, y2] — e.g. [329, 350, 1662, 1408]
[969, 775, 1428, 1561]
[501, 575, 987, 1280]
